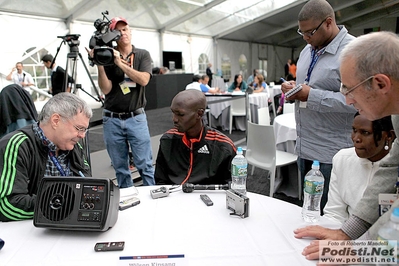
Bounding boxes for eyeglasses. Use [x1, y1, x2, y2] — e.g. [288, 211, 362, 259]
[72, 124, 89, 135]
[340, 76, 374, 99]
[297, 18, 327, 37]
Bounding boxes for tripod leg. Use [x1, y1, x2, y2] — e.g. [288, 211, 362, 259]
[78, 53, 104, 106]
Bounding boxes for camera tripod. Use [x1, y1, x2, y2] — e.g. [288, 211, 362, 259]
[51, 34, 105, 167]
[52, 35, 104, 106]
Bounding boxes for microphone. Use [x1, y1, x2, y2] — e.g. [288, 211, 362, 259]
[182, 183, 229, 193]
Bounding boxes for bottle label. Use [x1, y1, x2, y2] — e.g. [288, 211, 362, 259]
[304, 180, 323, 195]
[232, 164, 247, 177]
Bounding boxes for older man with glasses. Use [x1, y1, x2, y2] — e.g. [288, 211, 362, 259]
[281, 0, 356, 211]
[294, 31, 399, 260]
[0, 93, 92, 222]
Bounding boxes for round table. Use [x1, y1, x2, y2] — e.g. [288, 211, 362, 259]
[2, 186, 339, 266]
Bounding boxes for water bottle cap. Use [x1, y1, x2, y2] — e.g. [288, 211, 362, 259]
[392, 208, 399, 218]
[237, 147, 243, 154]
[312, 160, 320, 169]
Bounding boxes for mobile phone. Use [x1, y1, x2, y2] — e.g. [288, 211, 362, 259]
[94, 241, 125, 252]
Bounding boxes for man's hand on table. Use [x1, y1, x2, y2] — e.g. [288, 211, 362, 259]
[294, 225, 351, 260]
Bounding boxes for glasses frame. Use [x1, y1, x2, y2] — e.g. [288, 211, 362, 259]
[58, 113, 89, 135]
[340, 76, 374, 99]
[297, 18, 327, 37]
[72, 124, 89, 135]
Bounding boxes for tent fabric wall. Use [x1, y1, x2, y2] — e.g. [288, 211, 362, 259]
[0, 14, 294, 92]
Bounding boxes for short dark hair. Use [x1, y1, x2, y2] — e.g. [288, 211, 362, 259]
[41, 54, 54, 62]
[192, 74, 202, 82]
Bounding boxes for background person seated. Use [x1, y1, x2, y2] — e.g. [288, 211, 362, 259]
[185, 74, 202, 91]
[251, 74, 269, 96]
[227, 74, 248, 92]
[323, 113, 395, 224]
[155, 89, 236, 185]
[200, 75, 220, 94]
[247, 69, 258, 85]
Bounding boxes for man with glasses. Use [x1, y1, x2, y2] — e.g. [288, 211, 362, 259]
[294, 31, 399, 260]
[281, 0, 356, 211]
[0, 93, 92, 222]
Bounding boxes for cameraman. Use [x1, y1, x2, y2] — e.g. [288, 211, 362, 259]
[89, 17, 155, 188]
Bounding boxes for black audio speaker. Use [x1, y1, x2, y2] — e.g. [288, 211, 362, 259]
[34, 176, 120, 231]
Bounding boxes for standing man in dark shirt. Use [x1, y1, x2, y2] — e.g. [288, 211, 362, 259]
[90, 17, 155, 188]
[206, 63, 213, 87]
[41, 54, 74, 96]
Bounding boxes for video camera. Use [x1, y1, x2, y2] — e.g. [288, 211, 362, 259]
[89, 11, 121, 66]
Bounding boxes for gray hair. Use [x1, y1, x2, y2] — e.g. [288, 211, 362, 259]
[298, 0, 335, 22]
[39, 93, 93, 123]
[340, 31, 399, 82]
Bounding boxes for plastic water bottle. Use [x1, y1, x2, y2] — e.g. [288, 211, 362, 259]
[231, 147, 247, 195]
[302, 160, 324, 223]
[377, 207, 399, 263]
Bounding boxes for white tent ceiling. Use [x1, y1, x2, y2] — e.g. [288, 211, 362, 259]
[2, 0, 399, 48]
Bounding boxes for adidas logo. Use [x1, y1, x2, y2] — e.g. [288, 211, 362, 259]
[198, 145, 210, 154]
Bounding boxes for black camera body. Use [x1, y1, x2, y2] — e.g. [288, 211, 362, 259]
[89, 11, 121, 66]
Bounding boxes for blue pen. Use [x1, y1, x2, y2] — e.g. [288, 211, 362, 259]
[78, 171, 85, 178]
[280, 77, 289, 84]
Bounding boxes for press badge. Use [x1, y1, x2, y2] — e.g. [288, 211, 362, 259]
[119, 74, 136, 95]
[119, 81, 131, 95]
[378, 193, 398, 216]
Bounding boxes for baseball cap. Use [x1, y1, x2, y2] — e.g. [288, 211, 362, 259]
[109, 17, 128, 31]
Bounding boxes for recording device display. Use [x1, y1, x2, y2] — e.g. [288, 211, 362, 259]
[94, 241, 125, 252]
[89, 11, 121, 66]
[150, 187, 170, 199]
[226, 189, 249, 218]
[182, 183, 229, 193]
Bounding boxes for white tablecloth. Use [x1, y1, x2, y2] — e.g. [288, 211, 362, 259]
[207, 92, 269, 131]
[1, 186, 339, 266]
[274, 112, 297, 153]
[269, 85, 283, 98]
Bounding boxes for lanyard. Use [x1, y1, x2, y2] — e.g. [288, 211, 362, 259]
[124, 53, 134, 68]
[305, 47, 326, 83]
[49, 150, 70, 176]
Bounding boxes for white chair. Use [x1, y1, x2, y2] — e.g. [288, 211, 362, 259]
[229, 97, 248, 134]
[257, 107, 270, 125]
[246, 121, 301, 198]
[283, 102, 295, 114]
[268, 87, 277, 119]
